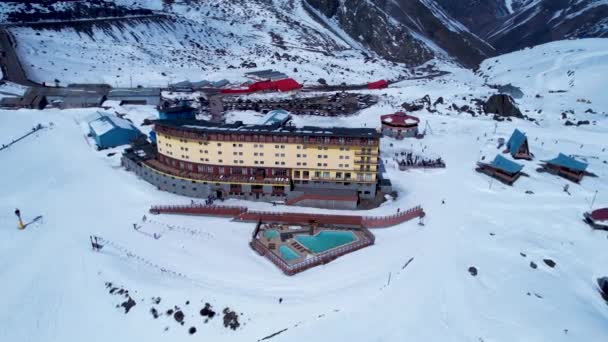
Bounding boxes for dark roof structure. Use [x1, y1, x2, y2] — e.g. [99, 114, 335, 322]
[154, 119, 381, 139]
[543, 153, 588, 172]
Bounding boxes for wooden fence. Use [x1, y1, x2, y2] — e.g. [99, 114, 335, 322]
[149, 204, 424, 229]
[149, 204, 247, 217]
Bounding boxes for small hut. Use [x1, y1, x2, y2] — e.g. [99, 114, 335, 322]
[476, 154, 524, 185]
[505, 129, 532, 160]
[584, 208, 608, 230]
[540, 153, 588, 183]
[380, 112, 420, 139]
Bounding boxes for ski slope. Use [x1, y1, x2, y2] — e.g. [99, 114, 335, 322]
[1, 54, 608, 341]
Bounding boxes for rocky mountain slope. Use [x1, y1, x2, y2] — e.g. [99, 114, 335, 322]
[486, 0, 608, 52]
[305, 0, 496, 68]
[435, 0, 608, 52]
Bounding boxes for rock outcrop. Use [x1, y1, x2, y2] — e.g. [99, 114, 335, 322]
[483, 94, 523, 118]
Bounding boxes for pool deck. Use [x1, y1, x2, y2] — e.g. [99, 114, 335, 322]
[256, 223, 365, 265]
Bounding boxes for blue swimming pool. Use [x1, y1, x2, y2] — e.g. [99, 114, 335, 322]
[295, 231, 357, 254]
[263, 229, 280, 239]
[278, 245, 300, 261]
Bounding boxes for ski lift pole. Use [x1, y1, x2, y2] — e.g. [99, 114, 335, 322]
[14, 208, 25, 230]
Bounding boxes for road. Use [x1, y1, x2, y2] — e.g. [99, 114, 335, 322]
[0, 29, 38, 86]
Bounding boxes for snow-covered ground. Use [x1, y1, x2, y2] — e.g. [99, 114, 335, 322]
[8, 0, 416, 87]
[2, 35, 608, 340]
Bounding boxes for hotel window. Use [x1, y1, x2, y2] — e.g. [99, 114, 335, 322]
[357, 174, 364, 181]
[318, 146, 322, 150]
[323, 172, 330, 178]
[239, 160, 244, 164]
[255, 152, 260, 156]
[217, 143, 222, 146]
[219, 167, 225, 174]
[218, 159, 223, 163]
[297, 162, 301, 166]
[336, 172, 342, 178]
[365, 174, 373, 181]
[281, 162, 285, 165]
[260, 161, 264, 165]
[303, 171, 309, 178]
[204, 150, 208, 154]
[323, 163, 327, 167]
[314, 171, 321, 178]
[345, 164, 349, 168]
[339, 137, 345, 144]
[303, 162, 307, 166]
[280, 145, 285, 149]
[303, 154, 307, 158]
[275, 153, 279, 157]
[255, 161, 259, 165]
[233, 143, 237, 147]
[297, 154, 301, 158]
[339, 164, 343, 167]
[317, 163, 322, 167]
[317, 154, 322, 158]
[260, 152, 264, 156]
[275, 161, 279, 165]
[345, 173, 351, 179]
[339, 156, 343, 159]
[294, 171, 301, 178]
[239, 152, 243, 155]
[242, 168, 248, 175]
[238, 144, 243, 147]
[345, 156, 350, 159]
[197, 165, 205, 172]
[297, 146, 301, 150]
[280, 153, 285, 157]
[233, 152, 238, 155]
[275, 145, 279, 148]
[324, 155, 328, 159]
[199, 142, 202, 145]
[218, 151, 222, 155]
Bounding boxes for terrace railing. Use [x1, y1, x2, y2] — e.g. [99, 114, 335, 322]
[149, 204, 247, 216]
[250, 228, 375, 276]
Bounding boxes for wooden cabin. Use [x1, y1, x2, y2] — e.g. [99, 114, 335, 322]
[476, 154, 524, 185]
[540, 153, 588, 183]
[505, 129, 532, 160]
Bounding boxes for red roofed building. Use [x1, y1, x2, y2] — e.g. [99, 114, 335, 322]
[220, 78, 302, 94]
[584, 208, 608, 230]
[368, 80, 388, 90]
[275, 78, 303, 92]
[381, 112, 420, 139]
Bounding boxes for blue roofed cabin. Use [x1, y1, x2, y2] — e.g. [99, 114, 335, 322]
[88, 112, 142, 150]
[505, 129, 532, 160]
[540, 153, 589, 183]
[476, 154, 525, 185]
[158, 101, 196, 120]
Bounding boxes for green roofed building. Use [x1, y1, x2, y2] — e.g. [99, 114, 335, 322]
[506, 129, 532, 160]
[476, 154, 525, 185]
[540, 153, 589, 183]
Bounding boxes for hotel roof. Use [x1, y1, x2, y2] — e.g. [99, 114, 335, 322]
[154, 119, 381, 139]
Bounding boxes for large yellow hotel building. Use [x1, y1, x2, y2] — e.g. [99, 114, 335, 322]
[123, 118, 390, 207]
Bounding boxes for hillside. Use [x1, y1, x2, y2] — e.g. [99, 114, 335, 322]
[6, 0, 418, 87]
[1, 38, 608, 341]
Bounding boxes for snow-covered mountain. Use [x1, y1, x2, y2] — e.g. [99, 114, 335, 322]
[3, 0, 421, 86]
[305, 0, 496, 68]
[487, 0, 608, 52]
[434, 0, 608, 52]
[2, 37, 608, 342]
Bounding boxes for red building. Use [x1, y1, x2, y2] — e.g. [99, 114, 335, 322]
[380, 112, 420, 139]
